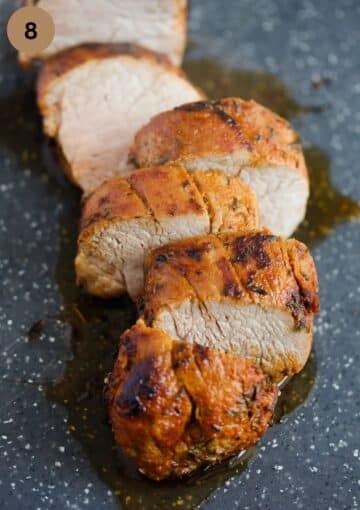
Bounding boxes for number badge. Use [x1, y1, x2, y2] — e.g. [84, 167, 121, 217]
[7, 6, 55, 56]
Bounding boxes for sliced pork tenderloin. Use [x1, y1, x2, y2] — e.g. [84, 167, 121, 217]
[76, 165, 258, 300]
[132, 98, 309, 237]
[21, 0, 187, 66]
[143, 231, 319, 377]
[107, 320, 278, 480]
[37, 44, 203, 193]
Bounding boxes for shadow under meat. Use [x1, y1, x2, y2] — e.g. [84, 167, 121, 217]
[0, 57, 357, 509]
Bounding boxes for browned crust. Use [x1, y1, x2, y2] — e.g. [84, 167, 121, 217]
[76, 166, 260, 300]
[78, 165, 207, 244]
[131, 98, 307, 181]
[143, 231, 319, 331]
[78, 166, 258, 245]
[79, 177, 149, 235]
[128, 165, 206, 219]
[37, 42, 197, 113]
[192, 170, 259, 232]
[107, 320, 278, 480]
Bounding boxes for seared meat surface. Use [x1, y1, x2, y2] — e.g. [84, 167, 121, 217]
[76, 165, 258, 299]
[107, 321, 278, 480]
[37, 44, 202, 192]
[131, 98, 309, 237]
[143, 231, 319, 377]
[22, 0, 187, 66]
[18, 0, 321, 485]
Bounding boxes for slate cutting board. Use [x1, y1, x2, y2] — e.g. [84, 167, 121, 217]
[0, 1, 359, 509]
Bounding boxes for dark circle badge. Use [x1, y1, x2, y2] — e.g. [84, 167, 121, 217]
[7, 6, 55, 56]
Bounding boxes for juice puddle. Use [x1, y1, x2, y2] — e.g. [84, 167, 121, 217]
[184, 57, 360, 244]
[47, 200, 253, 510]
[274, 352, 316, 424]
[0, 59, 356, 509]
[183, 57, 324, 117]
[295, 146, 360, 246]
[42, 196, 317, 510]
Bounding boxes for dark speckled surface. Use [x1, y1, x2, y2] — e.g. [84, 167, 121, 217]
[0, 1, 360, 509]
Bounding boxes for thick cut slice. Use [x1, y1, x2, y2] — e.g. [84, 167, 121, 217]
[21, 0, 187, 66]
[76, 165, 258, 299]
[132, 98, 309, 237]
[143, 232, 319, 377]
[37, 44, 203, 192]
[107, 320, 278, 480]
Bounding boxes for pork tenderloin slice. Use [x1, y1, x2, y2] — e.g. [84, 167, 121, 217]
[143, 232, 319, 377]
[21, 0, 187, 66]
[37, 44, 203, 193]
[132, 98, 309, 237]
[76, 165, 258, 299]
[107, 320, 278, 480]
[192, 170, 259, 233]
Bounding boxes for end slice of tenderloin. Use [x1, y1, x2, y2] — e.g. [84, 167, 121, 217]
[142, 231, 320, 377]
[107, 320, 278, 481]
[37, 44, 203, 193]
[75, 165, 258, 300]
[132, 98, 309, 237]
[21, 0, 187, 66]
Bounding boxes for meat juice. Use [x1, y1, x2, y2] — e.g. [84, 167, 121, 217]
[1, 59, 358, 510]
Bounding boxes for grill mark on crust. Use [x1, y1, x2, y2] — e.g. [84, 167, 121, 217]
[285, 240, 320, 326]
[175, 100, 249, 138]
[126, 175, 158, 226]
[232, 233, 279, 269]
[79, 168, 257, 249]
[245, 274, 267, 296]
[175, 100, 215, 112]
[285, 289, 307, 330]
[132, 98, 310, 210]
[146, 233, 318, 339]
[116, 356, 160, 417]
[279, 240, 306, 328]
[107, 321, 281, 479]
[80, 207, 114, 231]
[216, 257, 243, 299]
[186, 171, 214, 232]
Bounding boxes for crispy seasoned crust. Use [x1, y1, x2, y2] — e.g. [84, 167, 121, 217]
[131, 97, 307, 179]
[79, 177, 150, 234]
[143, 231, 319, 331]
[79, 165, 258, 237]
[142, 232, 319, 376]
[192, 170, 259, 233]
[37, 43, 185, 123]
[107, 320, 278, 480]
[76, 165, 258, 298]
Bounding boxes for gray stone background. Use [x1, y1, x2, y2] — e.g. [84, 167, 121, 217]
[0, 1, 359, 509]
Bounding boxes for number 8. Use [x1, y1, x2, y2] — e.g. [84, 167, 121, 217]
[25, 21, 37, 40]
